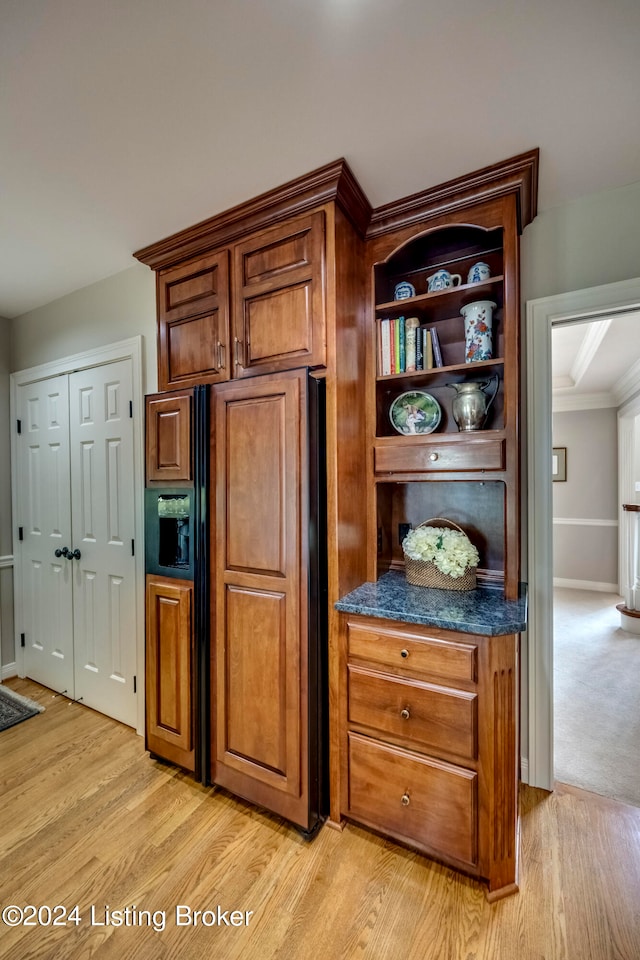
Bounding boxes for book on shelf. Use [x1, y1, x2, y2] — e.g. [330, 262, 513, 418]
[423, 326, 433, 369]
[430, 326, 443, 367]
[390, 319, 396, 373]
[380, 318, 391, 376]
[405, 317, 420, 372]
[397, 316, 405, 373]
[415, 324, 424, 370]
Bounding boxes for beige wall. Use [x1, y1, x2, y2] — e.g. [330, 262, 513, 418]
[521, 179, 640, 303]
[552, 407, 618, 586]
[11, 263, 157, 391]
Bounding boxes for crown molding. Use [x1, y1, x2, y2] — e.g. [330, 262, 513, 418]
[366, 148, 539, 239]
[552, 390, 616, 411]
[613, 355, 640, 407]
[134, 158, 372, 271]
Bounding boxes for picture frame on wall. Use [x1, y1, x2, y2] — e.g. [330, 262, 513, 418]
[552, 446, 567, 482]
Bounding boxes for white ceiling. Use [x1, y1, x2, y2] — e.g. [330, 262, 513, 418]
[2, 0, 640, 320]
[552, 313, 640, 410]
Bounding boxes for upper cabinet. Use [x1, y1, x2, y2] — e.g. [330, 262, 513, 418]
[232, 212, 325, 377]
[157, 251, 230, 391]
[135, 161, 369, 392]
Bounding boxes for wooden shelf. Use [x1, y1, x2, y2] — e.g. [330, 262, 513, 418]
[376, 276, 504, 313]
[377, 357, 504, 383]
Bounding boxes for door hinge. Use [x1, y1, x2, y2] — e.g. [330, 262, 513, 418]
[133, 675, 137, 693]
[131, 539, 135, 556]
[16, 419, 22, 434]
[18, 526, 24, 541]
[20, 633, 25, 648]
[129, 401, 133, 418]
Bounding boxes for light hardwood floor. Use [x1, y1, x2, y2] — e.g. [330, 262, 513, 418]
[1, 678, 639, 960]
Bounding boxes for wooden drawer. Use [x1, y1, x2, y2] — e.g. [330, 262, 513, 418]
[347, 620, 477, 684]
[374, 436, 505, 474]
[348, 733, 477, 866]
[348, 666, 477, 761]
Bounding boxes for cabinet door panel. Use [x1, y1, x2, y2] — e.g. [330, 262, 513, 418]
[348, 733, 478, 867]
[225, 585, 289, 777]
[146, 391, 191, 482]
[224, 392, 287, 575]
[158, 251, 230, 389]
[233, 212, 325, 377]
[145, 575, 194, 770]
[245, 282, 313, 367]
[212, 370, 308, 824]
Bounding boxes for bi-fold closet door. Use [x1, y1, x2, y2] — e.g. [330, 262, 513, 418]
[16, 360, 137, 726]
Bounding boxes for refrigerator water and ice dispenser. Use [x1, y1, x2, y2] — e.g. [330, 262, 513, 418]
[145, 488, 194, 579]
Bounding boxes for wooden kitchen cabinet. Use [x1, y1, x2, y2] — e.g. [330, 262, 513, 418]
[232, 211, 326, 377]
[210, 368, 322, 831]
[153, 212, 325, 389]
[157, 250, 230, 391]
[145, 574, 194, 772]
[340, 612, 518, 897]
[145, 390, 192, 483]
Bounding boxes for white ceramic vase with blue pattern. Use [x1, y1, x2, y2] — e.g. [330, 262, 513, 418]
[460, 300, 496, 362]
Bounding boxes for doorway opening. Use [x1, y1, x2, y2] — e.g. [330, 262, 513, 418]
[550, 316, 640, 805]
[525, 277, 640, 793]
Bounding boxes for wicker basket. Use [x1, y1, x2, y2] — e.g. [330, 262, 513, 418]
[403, 518, 477, 591]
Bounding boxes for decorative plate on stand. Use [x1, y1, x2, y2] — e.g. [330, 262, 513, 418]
[389, 390, 441, 435]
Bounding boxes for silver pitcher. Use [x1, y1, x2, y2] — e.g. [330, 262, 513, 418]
[447, 375, 499, 432]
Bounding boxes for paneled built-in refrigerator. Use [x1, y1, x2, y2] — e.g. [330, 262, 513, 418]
[144, 370, 327, 833]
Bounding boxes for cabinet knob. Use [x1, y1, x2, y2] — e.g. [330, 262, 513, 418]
[429, 452, 438, 461]
[400, 708, 410, 720]
[400, 649, 409, 659]
[401, 793, 410, 806]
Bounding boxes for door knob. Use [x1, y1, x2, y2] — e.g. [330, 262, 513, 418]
[54, 547, 71, 558]
[69, 548, 82, 560]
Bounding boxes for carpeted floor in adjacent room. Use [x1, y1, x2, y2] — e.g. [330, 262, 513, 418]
[554, 587, 640, 807]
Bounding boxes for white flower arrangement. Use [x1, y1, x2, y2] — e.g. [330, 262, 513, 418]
[402, 524, 479, 579]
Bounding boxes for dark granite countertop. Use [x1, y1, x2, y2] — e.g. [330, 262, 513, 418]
[335, 571, 527, 636]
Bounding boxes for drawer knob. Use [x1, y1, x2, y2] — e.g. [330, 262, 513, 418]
[400, 649, 409, 659]
[429, 452, 438, 461]
[401, 793, 410, 806]
[400, 708, 410, 720]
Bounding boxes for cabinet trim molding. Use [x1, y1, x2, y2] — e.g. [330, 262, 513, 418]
[134, 158, 372, 271]
[367, 149, 539, 239]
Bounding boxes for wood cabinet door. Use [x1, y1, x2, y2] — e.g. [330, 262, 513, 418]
[157, 250, 230, 390]
[232, 212, 325, 378]
[146, 390, 192, 482]
[211, 369, 310, 826]
[145, 574, 194, 771]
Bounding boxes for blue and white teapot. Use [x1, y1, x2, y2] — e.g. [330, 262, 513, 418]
[426, 269, 462, 292]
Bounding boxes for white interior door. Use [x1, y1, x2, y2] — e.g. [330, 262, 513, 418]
[69, 360, 137, 726]
[17, 375, 75, 695]
[15, 359, 137, 728]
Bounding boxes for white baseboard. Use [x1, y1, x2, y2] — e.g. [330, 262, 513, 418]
[520, 756, 529, 785]
[1, 661, 18, 680]
[553, 578, 619, 593]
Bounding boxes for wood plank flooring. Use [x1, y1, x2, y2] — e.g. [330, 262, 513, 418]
[1, 678, 639, 960]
